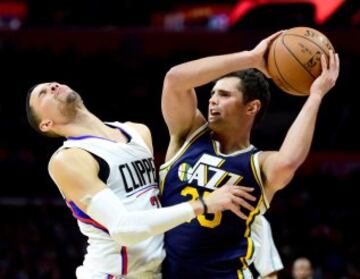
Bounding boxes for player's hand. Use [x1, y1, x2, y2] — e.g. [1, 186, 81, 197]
[204, 185, 256, 220]
[310, 50, 340, 98]
[250, 30, 284, 78]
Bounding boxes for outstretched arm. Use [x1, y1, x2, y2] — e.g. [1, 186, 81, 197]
[49, 148, 256, 246]
[260, 51, 340, 200]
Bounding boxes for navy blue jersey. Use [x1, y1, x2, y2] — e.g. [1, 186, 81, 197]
[160, 124, 267, 279]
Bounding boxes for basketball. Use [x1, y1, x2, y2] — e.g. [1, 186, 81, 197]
[267, 27, 335, 96]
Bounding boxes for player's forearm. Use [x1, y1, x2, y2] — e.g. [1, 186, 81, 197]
[87, 189, 198, 246]
[278, 94, 323, 169]
[164, 51, 255, 91]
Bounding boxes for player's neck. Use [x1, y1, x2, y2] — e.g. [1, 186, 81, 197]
[59, 109, 106, 138]
[211, 130, 251, 154]
[66, 112, 128, 143]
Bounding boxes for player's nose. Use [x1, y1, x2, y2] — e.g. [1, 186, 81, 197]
[209, 94, 218, 105]
[50, 83, 60, 92]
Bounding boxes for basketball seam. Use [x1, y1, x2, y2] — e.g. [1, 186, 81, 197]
[272, 37, 303, 95]
[282, 34, 328, 79]
[287, 33, 331, 55]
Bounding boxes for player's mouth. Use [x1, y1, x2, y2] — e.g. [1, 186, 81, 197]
[209, 109, 221, 120]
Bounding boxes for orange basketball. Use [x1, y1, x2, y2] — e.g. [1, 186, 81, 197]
[267, 27, 335, 96]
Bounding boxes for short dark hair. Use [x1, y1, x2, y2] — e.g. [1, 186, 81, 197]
[220, 69, 271, 125]
[25, 85, 60, 138]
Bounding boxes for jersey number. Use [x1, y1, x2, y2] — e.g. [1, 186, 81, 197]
[181, 186, 222, 228]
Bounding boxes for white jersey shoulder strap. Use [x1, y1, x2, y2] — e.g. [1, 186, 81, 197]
[106, 121, 152, 154]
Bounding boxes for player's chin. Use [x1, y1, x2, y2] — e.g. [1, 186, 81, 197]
[208, 118, 222, 130]
[208, 114, 221, 122]
[66, 91, 81, 103]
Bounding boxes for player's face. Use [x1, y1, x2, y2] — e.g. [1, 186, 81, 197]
[208, 77, 246, 130]
[292, 259, 313, 279]
[29, 82, 82, 133]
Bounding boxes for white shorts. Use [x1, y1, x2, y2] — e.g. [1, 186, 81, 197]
[76, 265, 162, 279]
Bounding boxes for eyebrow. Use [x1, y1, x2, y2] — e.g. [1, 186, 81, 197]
[210, 89, 232, 95]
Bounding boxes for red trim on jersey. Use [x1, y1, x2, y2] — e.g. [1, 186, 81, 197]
[65, 200, 108, 232]
[76, 216, 108, 232]
[136, 185, 158, 198]
[121, 246, 128, 275]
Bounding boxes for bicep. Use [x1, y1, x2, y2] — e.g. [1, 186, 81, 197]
[48, 149, 107, 212]
[259, 151, 295, 194]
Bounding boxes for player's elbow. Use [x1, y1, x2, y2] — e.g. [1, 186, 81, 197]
[110, 225, 153, 246]
[164, 66, 184, 91]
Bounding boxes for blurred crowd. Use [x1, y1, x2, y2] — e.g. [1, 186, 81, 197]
[0, 202, 84, 279]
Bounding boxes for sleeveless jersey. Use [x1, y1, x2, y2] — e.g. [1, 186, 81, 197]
[58, 122, 164, 278]
[159, 124, 269, 279]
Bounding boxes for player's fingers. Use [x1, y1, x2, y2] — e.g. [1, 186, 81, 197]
[328, 50, 335, 69]
[229, 205, 248, 220]
[236, 186, 254, 192]
[232, 196, 255, 211]
[335, 53, 340, 75]
[335, 53, 340, 68]
[320, 54, 328, 72]
[232, 189, 256, 201]
[266, 30, 284, 43]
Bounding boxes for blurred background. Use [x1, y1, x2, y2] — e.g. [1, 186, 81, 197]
[0, 0, 359, 278]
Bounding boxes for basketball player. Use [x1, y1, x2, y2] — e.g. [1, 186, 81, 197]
[25, 83, 258, 279]
[160, 30, 339, 278]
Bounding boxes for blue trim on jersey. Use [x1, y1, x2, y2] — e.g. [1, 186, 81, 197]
[67, 135, 117, 143]
[66, 123, 132, 143]
[68, 200, 89, 219]
[66, 200, 109, 233]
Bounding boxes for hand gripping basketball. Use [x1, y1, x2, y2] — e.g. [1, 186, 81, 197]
[267, 27, 335, 96]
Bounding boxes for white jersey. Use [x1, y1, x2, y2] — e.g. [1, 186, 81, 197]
[59, 122, 164, 279]
[251, 215, 283, 277]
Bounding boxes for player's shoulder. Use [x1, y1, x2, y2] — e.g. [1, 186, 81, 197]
[49, 148, 96, 173]
[124, 121, 151, 135]
[124, 121, 153, 153]
[124, 121, 152, 142]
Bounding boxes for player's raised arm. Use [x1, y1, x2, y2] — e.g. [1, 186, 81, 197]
[259, 50, 340, 200]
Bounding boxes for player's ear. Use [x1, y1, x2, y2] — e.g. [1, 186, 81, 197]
[39, 119, 53, 132]
[246, 100, 261, 116]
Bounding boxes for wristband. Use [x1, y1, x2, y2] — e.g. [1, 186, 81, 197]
[198, 195, 208, 215]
